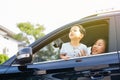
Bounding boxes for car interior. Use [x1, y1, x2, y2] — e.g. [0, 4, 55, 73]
[33, 19, 109, 62]
[55, 19, 109, 50]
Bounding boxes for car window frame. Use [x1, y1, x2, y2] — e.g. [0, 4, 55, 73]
[31, 17, 118, 63]
[115, 15, 120, 51]
[115, 15, 120, 63]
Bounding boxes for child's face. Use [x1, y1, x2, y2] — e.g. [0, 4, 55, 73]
[92, 39, 106, 55]
[69, 26, 83, 40]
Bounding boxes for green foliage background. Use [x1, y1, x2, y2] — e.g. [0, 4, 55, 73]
[0, 54, 9, 64]
[13, 22, 45, 44]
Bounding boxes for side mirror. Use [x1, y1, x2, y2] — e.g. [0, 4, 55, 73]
[16, 47, 32, 65]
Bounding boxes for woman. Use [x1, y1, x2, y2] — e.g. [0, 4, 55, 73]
[88, 38, 107, 55]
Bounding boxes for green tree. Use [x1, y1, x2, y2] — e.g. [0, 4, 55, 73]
[13, 22, 45, 44]
[0, 54, 9, 64]
[17, 22, 45, 40]
[13, 33, 28, 42]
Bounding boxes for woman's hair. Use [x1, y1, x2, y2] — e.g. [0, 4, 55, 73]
[94, 38, 108, 52]
[101, 38, 108, 52]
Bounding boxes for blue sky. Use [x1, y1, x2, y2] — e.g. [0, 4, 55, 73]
[0, 0, 120, 34]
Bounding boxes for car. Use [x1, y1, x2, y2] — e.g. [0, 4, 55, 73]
[0, 10, 120, 80]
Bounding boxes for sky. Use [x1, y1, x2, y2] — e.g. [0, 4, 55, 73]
[0, 0, 120, 34]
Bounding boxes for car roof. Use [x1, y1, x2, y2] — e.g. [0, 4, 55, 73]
[81, 10, 120, 20]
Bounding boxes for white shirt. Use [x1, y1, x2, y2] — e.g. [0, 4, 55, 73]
[60, 42, 88, 58]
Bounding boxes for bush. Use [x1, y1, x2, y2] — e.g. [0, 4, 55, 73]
[0, 54, 9, 64]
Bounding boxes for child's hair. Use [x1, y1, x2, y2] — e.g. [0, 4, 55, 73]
[73, 24, 86, 36]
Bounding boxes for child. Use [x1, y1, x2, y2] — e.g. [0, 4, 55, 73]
[60, 24, 88, 60]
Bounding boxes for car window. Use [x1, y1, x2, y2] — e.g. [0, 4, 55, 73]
[32, 19, 110, 63]
[33, 41, 61, 62]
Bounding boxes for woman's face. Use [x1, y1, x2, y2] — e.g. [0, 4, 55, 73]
[69, 26, 83, 40]
[91, 39, 106, 55]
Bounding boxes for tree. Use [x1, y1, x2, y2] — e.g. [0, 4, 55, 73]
[14, 22, 45, 44]
[13, 33, 28, 42]
[0, 54, 9, 64]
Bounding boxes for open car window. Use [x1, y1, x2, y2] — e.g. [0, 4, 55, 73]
[32, 19, 109, 63]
